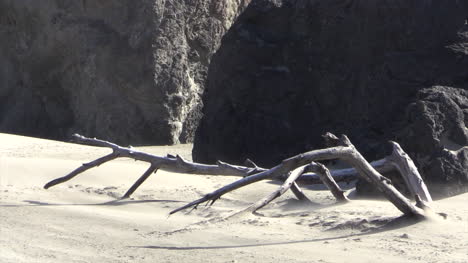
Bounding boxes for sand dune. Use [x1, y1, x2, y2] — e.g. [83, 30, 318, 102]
[1, 133, 467, 263]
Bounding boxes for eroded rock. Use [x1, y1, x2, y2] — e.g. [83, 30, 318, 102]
[396, 87, 468, 196]
[0, 0, 250, 144]
[194, 0, 468, 196]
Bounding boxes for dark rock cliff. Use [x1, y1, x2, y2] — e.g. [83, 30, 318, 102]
[395, 86, 468, 196]
[193, 0, 468, 196]
[0, 0, 250, 144]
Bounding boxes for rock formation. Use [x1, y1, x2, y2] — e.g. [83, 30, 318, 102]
[396, 86, 468, 196]
[0, 0, 250, 144]
[193, 0, 468, 196]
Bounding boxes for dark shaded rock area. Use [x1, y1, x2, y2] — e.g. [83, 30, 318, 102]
[357, 86, 468, 197]
[0, 0, 250, 144]
[396, 87, 468, 196]
[194, 0, 468, 196]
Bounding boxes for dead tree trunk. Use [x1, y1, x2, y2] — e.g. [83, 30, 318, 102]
[169, 133, 425, 217]
[43, 134, 264, 190]
[44, 133, 431, 218]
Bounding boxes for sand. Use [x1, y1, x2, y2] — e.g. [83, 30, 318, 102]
[1, 133, 467, 263]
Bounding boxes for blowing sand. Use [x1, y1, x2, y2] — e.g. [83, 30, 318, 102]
[1, 133, 467, 263]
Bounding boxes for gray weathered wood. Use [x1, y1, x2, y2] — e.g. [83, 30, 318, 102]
[44, 134, 397, 198]
[333, 135, 424, 217]
[245, 165, 309, 213]
[122, 165, 158, 199]
[385, 141, 432, 202]
[171, 134, 425, 217]
[290, 182, 312, 202]
[44, 133, 428, 218]
[44, 134, 263, 197]
[306, 162, 349, 202]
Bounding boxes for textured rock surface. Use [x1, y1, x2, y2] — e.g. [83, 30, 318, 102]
[0, 0, 250, 144]
[396, 87, 468, 196]
[357, 86, 468, 197]
[194, 0, 468, 195]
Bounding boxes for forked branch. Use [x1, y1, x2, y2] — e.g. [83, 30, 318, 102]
[170, 133, 426, 217]
[44, 134, 264, 196]
[44, 133, 431, 218]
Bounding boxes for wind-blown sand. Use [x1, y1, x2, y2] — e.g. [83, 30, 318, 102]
[1, 133, 467, 263]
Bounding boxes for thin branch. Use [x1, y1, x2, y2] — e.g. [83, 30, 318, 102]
[169, 144, 354, 215]
[44, 134, 260, 197]
[298, 158, 392, 184]
[44, 153, 119, 189]
[169, 168, 276, 215]
[306, 162, 349, 202]
[290, 182, 312, 202]
[122, 165, 158, 199]
[214, 162, 344, 219]
[245, 165, 309, 213]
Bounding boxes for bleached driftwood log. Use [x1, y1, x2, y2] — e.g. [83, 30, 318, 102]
[170, 133, 425, 217]
[385, 141, 432, 202]
[43, 134, 264, 197]
[300, 142, 433, 203]
[43, 134, 379, 196]
[44, 133, 431, 218]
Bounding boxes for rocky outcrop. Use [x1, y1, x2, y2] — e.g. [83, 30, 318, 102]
[357, 86, 468, 197]
[0, 0, 250, 144]
[396, 87, 468, 196]
[193, 0, 468, 195]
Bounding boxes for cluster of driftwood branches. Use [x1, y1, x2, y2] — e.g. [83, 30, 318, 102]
[44, 133, 432, 218]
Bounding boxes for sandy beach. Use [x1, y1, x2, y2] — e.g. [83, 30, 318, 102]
[1, 133, 467, 263]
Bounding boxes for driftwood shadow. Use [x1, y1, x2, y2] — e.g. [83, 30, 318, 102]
[131, 215, 422, 250]
[0, 199, 186, 207]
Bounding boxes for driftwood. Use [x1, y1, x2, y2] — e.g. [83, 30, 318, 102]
[169, 133, 426, 217]
[229, 162, 348, 217]
[385, 142, 432, 202]
[44, 133, 432, 218]
[43, 134, 264, 195]
[306, 162, 349, 202]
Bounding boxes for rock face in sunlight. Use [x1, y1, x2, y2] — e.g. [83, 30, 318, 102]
[194, 0, 468, 195]
[0, 0, 250, 144]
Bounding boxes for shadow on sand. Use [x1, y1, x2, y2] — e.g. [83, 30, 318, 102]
[0, 199, 186, 207]
[131, 215, 422, 250]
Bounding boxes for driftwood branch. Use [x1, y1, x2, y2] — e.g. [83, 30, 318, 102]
[232, 161, 348, 216]
[290, 182, 312, 202]
[122, 164, 158, 199]
[44, 134, 366, 196]
[44, 133, 431, 218]
[299, 158, 392, 184]
[170, 133, 425, 217]
[306, 162, 348, 202]
[44, 153, 119, 189]
[44, 134, 263, 196]
[242, 165, 310, 214]
[44, 135, 396, 196]
[385, 141, 432, 202]
[330, 135, 424, 217]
